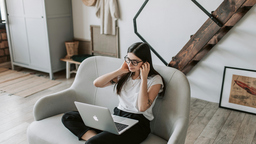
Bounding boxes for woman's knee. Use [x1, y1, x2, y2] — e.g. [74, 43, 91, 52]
[61, 111, 80, 123]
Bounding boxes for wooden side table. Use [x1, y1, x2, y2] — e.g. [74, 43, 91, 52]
[60, 58, 81, 79]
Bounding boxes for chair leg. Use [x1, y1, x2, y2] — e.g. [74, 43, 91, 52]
[66, 61, 70, 79]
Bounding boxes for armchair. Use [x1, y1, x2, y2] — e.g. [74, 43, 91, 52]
[27, 56, 190, 144]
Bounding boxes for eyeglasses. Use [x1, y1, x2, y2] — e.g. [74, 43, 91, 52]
[124, 55, 143, 66]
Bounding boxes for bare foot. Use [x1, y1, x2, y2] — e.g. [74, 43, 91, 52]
[81, 130, 97, 141]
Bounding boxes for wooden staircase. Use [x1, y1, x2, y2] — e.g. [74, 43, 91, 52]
[169, 0, 256, 75]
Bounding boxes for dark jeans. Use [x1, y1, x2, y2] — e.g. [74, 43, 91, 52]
[62, 107, 151, 144]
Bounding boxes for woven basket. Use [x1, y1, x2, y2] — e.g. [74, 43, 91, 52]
[82, 0, 97, 6]
[65, 41, 79, 59]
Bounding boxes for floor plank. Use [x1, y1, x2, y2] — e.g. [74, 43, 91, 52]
[252, 132, 256, 144]
[193, 136, 215, 144]
[1, 131, 27, 144]
[213, 111, 245, 144]
[0, 122, 30, 143]
[232, 114, 256, 144]
[185, 102, 219, 144]
[194, 108, 231, 144]
[0, 66, 74, 144]
[189, 99, 209, 125]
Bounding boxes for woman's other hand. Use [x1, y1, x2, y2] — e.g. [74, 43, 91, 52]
[140, 62, 150, 80]
[119, 61, 130, 74]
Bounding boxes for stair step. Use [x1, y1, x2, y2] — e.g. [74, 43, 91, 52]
[238, 6, 252, 13]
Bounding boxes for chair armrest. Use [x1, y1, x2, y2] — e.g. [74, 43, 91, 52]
[167, 118, 189, 144]
[33, 88, 77, 121]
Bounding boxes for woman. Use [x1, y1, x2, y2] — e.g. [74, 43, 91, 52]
[62, 42, 165, 144]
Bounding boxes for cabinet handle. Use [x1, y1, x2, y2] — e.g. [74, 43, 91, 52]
[42, 16, 44, 18]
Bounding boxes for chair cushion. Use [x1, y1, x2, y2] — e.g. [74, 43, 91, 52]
[28, 114, 167, 144]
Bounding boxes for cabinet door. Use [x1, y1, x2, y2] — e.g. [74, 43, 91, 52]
[6, 0, 23, 16]
[23, 0, 44, 17]
[23, 0, 49, 70]
[26, 18, 49, 70]
[8, 17, 30, 64]
[6, 0, 30, 64]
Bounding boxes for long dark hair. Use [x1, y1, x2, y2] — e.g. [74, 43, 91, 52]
[115, 42, 166, 97]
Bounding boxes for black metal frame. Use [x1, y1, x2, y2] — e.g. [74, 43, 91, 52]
[133, 0, 168, 66]
[192, 0, 223, 27]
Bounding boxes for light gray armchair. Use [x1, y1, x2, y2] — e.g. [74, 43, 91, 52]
[27, 56, 190, 144]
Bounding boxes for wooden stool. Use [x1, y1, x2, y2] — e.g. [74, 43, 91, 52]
[60, 58, 81, 79]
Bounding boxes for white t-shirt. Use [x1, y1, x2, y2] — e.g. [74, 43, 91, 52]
[117, 74, 164, 121]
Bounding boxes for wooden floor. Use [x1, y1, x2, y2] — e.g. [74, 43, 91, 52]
[0, 63, 256, 144]
[186, 98, 256, 144]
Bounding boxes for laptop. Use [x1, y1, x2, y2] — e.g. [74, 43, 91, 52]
[74, 101, 138, 135]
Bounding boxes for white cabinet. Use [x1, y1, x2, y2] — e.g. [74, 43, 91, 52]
[5, 0, 73, 79]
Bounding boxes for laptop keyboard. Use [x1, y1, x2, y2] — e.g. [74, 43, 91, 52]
[114, 122, 128, 132]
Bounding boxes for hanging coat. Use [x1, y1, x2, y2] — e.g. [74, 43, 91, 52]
[95, 0, 120, 35]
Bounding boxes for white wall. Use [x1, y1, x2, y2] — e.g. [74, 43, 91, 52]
[72, 0, 256, 103]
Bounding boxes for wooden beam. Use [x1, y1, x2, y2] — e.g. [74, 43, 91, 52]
[181, 0, 256, 74]
[169, 0, 254, 73]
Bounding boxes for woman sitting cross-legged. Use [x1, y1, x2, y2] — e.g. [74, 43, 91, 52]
[62, 42, 165, 144]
